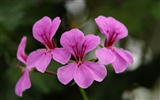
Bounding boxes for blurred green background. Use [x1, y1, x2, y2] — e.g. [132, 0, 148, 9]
[0, 0, 160, 100]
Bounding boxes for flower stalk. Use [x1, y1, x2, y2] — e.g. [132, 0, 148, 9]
[79, 87, 89, 100]
[45, 70, 57, 76]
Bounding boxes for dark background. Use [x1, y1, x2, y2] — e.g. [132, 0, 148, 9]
[0, 0, 160, 100]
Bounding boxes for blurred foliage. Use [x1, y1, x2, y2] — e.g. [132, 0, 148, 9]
[0, 0, 160, 100]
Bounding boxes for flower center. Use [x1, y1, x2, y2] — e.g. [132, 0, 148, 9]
[72, 44, 86, 66]
[41, 34, 56, 50]
[105, 32, 118, 48]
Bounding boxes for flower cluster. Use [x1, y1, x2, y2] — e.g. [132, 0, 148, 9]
[15, 15, 133, 97]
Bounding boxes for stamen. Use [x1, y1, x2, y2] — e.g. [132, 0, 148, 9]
[16, 62, 20, 67]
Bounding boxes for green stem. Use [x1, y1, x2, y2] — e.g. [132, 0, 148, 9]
[35, 69, 57, 76]
[45, 70, 57, 76]
[79, 87, 89, 100]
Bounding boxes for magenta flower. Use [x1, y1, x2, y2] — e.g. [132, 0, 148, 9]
[95, 16, 133, 73]
[15, 36, 33, 97]
[27, 16, 70, 73]
[57, 29, 107, 88]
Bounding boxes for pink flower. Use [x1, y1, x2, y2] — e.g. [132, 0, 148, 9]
[27, 16, 70, 73]
[15, 36, 33, 97]
[95, 16, 133, 73]
[57, 29, 107, 88]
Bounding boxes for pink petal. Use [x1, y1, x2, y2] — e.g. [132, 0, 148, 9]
[17, 36, 27, 64]
[52, 48, 71, 64]
[34, 51, 52, 73]
[32, 16, 52, 45]
[95, 16, 114, 45]
[74, 64, 94, 88]
[112, 49, 128, 73]
[83, 34, 100, 54]
[57, 62, 77, 85]
[27, 49, 46, 68]
[15, 68, 31, 97]
[83, 61, 107, 82]
[96, 47, 116, 65]
[27, 49, 52, 72]
[60, 28, 84, 56]
[95, 16, 108, 35]
[95, 16, 128, 41]
[49, 17, 61, 40]
[114, 48, 133, 65]
[113, 18, 128, 41]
